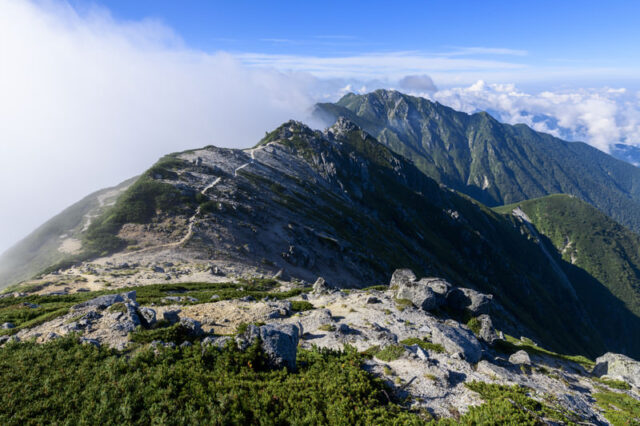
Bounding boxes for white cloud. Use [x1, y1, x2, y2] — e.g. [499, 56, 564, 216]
[423, 82, 640, 153]
[0, 0, 321, 255]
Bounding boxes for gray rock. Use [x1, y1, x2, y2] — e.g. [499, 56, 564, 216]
[210, 294, 220, 301]
[366, 296, 382, 304]
[180, 341, 193, 348]
[392, 279, 441, 311]
[163, 296, 182, 303]
[419, 278, 452, 296]
[139, 307, 157, 327]
[0, 335, 9, 345]
[259, 323, 300, 370]
[509, 350, 532, 365]
[79, 337, 100, 348]
[446, 287, 493, 315]
[74, 291, 137, 310]
[163, 310, 181, 324]
[431, 323, 482, 363]
[593, 352, 640, 387]
[476, 314, 498, 344]
[152, 265, 165, 273]
[1, 322, 15, 329]
[239, 296, 256, 302]
[389, 269, 417, 288]
[299, 308, 333, 332]
[312, 277, 332, 295]
[179, 317, 204, 336]
[46, 332, 59, 341]
[202, 336, 232, 349]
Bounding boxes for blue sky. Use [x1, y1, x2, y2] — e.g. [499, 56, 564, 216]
[1, 0, 640, 254]
[74, 0, 640, 88]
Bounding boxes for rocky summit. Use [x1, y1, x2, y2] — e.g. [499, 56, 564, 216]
[2, 95, 640, 423]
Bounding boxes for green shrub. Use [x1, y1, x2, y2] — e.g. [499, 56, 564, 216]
[0, 337, 422, 425]
[290, 301, 314, 312]
[466, 317, 481, 335]
[592, 376, 632, 391]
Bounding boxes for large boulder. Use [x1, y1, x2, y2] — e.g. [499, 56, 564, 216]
[259, 324, 300, 370]
[509, 350, 532, 365]
[431, 322, 482, 363]
[312, 277, 333, 295]
[74, 291, 137, 310]
[418, 278, 452, 297]
[593, 353, 640, 387]
[391, 279, 441, 311]
[179, 317, 204, 336]
[446, 287, 493, 315]
[389, 269, 417, 288]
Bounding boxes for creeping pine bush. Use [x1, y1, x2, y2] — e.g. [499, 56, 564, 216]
[0, 338, 421, 425]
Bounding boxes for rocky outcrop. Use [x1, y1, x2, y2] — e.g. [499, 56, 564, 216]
[509, 350, 532, 365]
[431, 322, 482, 363]
[74, 291, 137, 310]
[446, 287, 493, 315]
[593, 352, 640, 387]
[237, 323, 300, 370]
[389, 269, 441, 311]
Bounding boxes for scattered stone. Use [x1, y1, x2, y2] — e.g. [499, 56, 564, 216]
[163, 296, 182, 303]
[76, 288, 90, 293]
[22, 303, 40, 309]
[152, 265, 165, 273]
[210, 294, 220, 301]
[593, 352, 640, 387]
[202, 336, 232, 348]
[1, 322, 15, 329]
[509, 350, 532, 365]
[180, 341, 193, 348]
[239, 296, 256, 302]
[46, 332, 59, 341]
[139, 307, 157, 327]
[366, 296, 382, 304]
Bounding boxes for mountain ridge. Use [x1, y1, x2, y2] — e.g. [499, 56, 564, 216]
[314, 89, 640, 233]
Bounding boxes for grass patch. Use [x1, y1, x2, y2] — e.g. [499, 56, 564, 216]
[399, 337, 445, 354]
[593, 386, 640, 425]
[494, 334, 594, 369]
[394, 298, 413, 311]
[592, 376, 632, 391]
[107, 302, 128, 314]
[318, 324, 336, 332]
[373, 344, 406, 362]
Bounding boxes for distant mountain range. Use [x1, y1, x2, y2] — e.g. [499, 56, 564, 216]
[2, 90, 640, 359]
[314, 90, 640, 233]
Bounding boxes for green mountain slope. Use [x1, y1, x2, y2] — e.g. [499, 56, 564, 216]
[496, 194, 640, 353]
[0, 177, 135, 289]
[314, 90, 640, 233]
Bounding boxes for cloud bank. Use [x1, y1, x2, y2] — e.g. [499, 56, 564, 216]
[0, 1, 323, 255]
[427, 81, 640, 153]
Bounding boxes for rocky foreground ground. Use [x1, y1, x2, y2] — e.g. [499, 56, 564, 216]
[2, 268, 639, 423]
